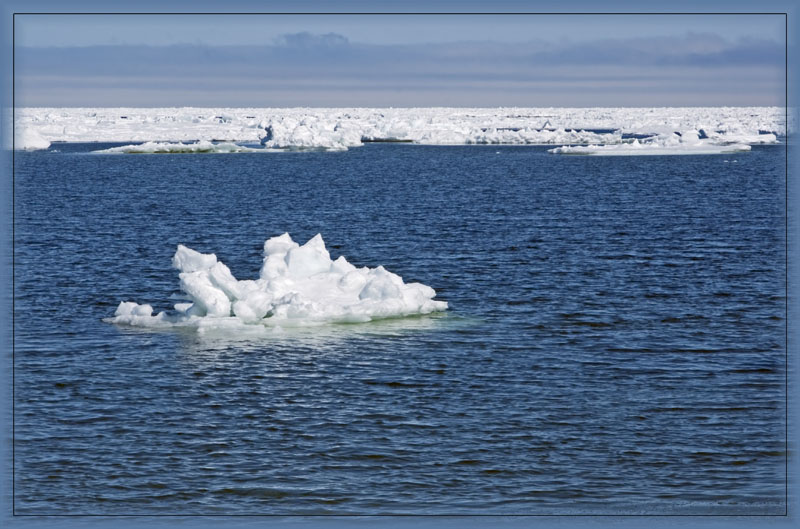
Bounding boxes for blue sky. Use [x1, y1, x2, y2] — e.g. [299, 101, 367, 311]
[14, 11, 787, 107]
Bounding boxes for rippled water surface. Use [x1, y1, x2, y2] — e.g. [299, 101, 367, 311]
[14, 143, 786, 514]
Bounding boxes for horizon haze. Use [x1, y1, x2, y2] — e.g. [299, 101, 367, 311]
[14, 13, 787, 107]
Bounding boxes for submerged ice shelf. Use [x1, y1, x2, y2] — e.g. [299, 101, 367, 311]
[108, 233, 447, 330]
[14, 106, 785, 151]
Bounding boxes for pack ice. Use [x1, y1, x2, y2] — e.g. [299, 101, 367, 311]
[96, 140, 261, 154]
[108, 233, 447, 329]
[14, 106, 785, 152]
[547, 130, 762, 156]
[14, 128, 51, 150]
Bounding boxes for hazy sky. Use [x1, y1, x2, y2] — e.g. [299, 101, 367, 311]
[14, 11, 787, 107]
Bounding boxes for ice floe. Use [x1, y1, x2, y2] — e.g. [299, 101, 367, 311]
[548, 130, 754, 156]
[260, 116, 363, 151]
[14, 106, 785, 152]
[107, 233, 447, 329]
[14, 128, 50, 150]
[94, 140, 262, 154]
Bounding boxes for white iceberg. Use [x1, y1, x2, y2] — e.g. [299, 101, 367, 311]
[107, 233, 447, 329]
[548, 130, 752, 156]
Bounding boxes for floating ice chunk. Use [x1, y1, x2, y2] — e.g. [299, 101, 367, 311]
[264, 232, 299, 255]
[106, 233, 447, 329]
[260, 233, 300, 280]
[705, 131, 778, 145]
[462, 127, 622, 146]
[260, 117, 363, 151]
[93, 140, 262, 154]
[232, 291, 273, 323]
[14, 128, 50, 150]
[548, 130, 752, 156]
[331, 255, 357, 275]
[285, 234, 332, 278]
[172, 244, 217, 273]
[179, 270, 231, 317]
[113, 301, 171, 326]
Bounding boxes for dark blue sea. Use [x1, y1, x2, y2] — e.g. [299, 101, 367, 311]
[13, 142, 787, 515]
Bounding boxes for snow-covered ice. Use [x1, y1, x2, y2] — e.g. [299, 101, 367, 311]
[14, 106, 785, 152]
[14, 128, 50, 150]
[548, 130, 754, 156]
[94, 140, 264, 154]
[107, 233, 447, 330]
[260, 116, 363, 151]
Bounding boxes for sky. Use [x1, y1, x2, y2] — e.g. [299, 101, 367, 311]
[13, 11, 787, 107]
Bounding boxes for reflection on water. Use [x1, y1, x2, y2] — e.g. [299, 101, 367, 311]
[114, 312, 476, 353]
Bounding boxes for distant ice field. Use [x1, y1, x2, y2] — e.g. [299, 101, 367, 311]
[14, 106, 785, 154]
